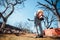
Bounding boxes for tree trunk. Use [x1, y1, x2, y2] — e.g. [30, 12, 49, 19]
[0, 21, 6, 32]
[1, 21, 6, 28]
[1, 18, 7, 29]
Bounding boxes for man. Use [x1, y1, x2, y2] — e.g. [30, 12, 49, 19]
[34, 10, 44, 38]
[28, 9, 44, 38]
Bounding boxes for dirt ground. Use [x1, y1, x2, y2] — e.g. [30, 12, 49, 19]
[0, 33, 60, 40]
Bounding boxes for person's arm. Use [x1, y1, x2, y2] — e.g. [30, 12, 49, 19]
[27, 18, 34, 21]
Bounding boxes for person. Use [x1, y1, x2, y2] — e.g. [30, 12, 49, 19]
[28, 9, 44, 38]
[34, 9, 44, 38]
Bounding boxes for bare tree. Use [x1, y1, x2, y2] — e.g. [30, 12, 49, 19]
[37, 0, 60, 27]
[17, 22, 33, 33]
[43, 11, 58, 29]
[0, 0, 26, 30]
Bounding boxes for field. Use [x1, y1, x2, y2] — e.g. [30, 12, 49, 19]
[0, 33, 60, 40]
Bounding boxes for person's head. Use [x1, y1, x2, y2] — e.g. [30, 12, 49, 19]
[36, 10, 43, 18]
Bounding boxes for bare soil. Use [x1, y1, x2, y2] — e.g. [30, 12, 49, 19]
[0, 33, 60, 40]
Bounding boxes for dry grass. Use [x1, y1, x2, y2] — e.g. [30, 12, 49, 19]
[0, 33, 60, 40]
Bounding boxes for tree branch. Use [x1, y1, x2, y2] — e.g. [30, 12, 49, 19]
[5, 4, 14, 19]
[5, 0, 9, 5]
[13, 0, 26, 6]
[2, 6, 9, 14]
[45, 0, 52, 6]
[56, 0, 59, 5]
[0, 13, 5, 19]
[5, 0, 25, 19]
[37, 2, 58, 16]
